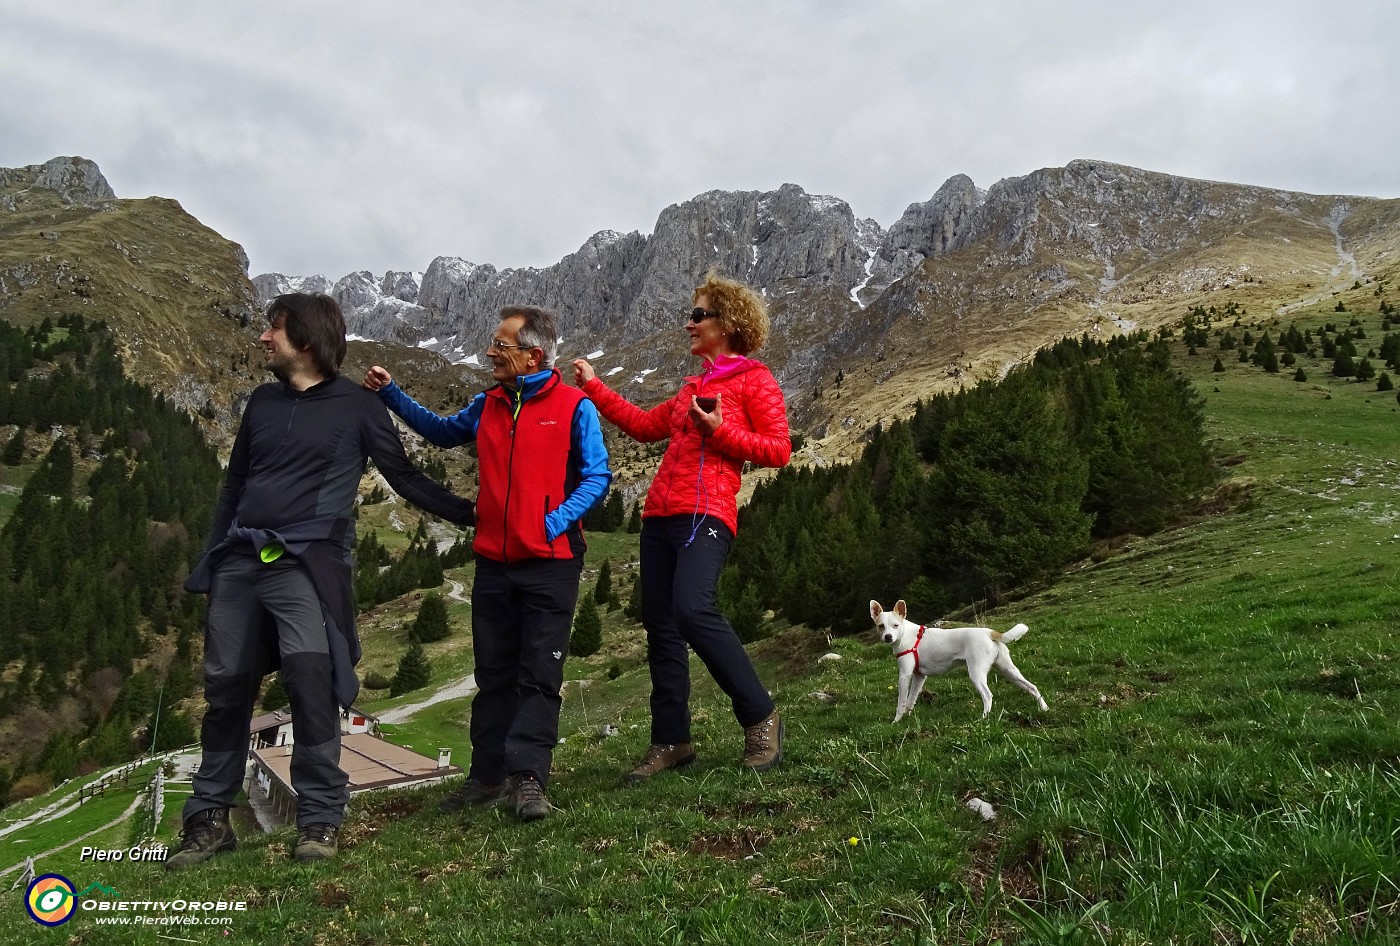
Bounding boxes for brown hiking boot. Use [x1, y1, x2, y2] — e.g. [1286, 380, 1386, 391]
[438, 778, 508, 812]
[624, 743, 696, 784]
[742, 711, 783, 771]
[164, 808, 237, 871]
[508, 775, 551, 822]
[293, 823, 339, 863]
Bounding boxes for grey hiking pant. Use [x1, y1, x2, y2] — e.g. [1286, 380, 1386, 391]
[184, 552, 349, 828]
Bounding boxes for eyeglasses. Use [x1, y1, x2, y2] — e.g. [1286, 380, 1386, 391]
[485, 339, 532, 353]
[689, 307, 719, 324]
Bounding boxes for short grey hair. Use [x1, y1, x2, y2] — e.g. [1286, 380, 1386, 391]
[501, 305, 559, 367]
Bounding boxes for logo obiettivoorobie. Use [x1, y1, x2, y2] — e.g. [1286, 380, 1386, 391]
[26, 873, 77, 926]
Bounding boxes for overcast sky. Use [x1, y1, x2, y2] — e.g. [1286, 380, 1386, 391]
[3, 1, 1396, 280]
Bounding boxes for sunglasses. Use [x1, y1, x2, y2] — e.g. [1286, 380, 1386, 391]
[689, 307, 719, 324]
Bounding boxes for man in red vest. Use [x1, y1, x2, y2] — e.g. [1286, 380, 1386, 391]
[365, 306, 611, 821]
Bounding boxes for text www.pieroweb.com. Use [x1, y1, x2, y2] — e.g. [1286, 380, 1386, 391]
[91, 913, 236, 927]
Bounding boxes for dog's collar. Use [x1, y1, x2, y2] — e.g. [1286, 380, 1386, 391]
[897, 625, 928, 676]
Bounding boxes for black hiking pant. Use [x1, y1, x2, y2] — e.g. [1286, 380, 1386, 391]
[468, 556, 583, 788]
[641, 515, 774, 745]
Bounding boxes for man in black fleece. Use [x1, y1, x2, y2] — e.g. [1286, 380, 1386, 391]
[167, 293, 474, 869]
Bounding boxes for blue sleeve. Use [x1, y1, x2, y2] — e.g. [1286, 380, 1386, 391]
[545, 399, 613, 541]
[377, 381, 483, 447]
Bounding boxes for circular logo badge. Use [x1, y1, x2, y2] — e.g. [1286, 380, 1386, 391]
[26, 873, 77, 926]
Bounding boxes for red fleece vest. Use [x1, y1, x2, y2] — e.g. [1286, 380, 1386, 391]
[473, 374, 587, 563]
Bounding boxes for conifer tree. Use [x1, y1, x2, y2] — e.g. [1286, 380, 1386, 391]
[626, 501, 642, 533]
[34, 436, 74, 497]
[571, 596, 602, 657]
[1, 427, 23, 465]
[594, 559, 614, 606]
[260, 675, 289, 711]
[391, 642, 432, 696]
[624, 573, 643, 623]
[149, 710, 196, 753]
[602, 490, 624, 531]
[867, 424, 925, 598]
[411, 592, 451, 643]
[926, 373, 1090, 604]
[728, 580, 766, 644]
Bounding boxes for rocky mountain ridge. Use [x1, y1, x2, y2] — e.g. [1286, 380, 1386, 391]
[2, 155, 1397, 463]
[254, 159, 1399, 454]
[0, 156, 261, 436]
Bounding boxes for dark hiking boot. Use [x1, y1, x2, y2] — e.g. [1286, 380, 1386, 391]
[742, 711, 783, 772]
[164, 808, 237, 871]
[624, 743, 696, 784]
[438, 778, 508, 812]
[508, 775, 551, 822]
[293, 823, 339, 863]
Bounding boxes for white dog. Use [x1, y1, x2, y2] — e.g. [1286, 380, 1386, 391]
[870, 599, 1048, 721]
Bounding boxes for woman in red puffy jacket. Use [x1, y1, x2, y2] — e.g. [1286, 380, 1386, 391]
[573, 272, 792, 782]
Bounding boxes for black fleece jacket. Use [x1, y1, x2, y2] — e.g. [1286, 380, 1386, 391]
[187, 375, 474, 706]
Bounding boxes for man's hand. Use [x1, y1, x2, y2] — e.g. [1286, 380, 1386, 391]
[363, 365, 393, 391]
[572, 359, 596, 386]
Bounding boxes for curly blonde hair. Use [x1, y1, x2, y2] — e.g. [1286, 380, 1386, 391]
[693, 270, 770, 355]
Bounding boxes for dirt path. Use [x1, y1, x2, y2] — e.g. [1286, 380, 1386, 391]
[376, 673, 477, 724]
[1, 796, 145, 879]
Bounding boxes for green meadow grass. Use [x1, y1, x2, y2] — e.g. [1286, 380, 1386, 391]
[2, 791, 141, 863]
[4, 310, 1398, 944]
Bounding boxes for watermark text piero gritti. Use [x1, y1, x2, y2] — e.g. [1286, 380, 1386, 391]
[80, 845, 169, 863]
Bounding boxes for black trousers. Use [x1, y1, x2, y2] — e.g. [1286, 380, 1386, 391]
[186, 553, 348, 828]
[641, 515, 774, 745]
[468, 556, 582, 787]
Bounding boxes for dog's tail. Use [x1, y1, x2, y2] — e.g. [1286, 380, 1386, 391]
[994, 623, 1029, 644]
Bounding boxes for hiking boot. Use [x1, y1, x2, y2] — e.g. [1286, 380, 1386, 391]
[164, 808, 237, 871]
[508, 775, 551, 822]
[438, 778, 508, 812]
[742, 711, 783, 772]
[293, 823, 339, 863]
[624, 743, 696, 784]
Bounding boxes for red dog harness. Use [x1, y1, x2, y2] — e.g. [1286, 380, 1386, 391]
[897, 625, 928, 676]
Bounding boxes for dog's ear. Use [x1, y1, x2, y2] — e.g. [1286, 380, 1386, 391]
[869, 600, 883, 621]
[894, 600, 907, 619]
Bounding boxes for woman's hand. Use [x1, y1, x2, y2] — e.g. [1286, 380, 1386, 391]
[363, 365, 393, 391]
[689, 393, 722, 437]
[572, 359, 596, 386]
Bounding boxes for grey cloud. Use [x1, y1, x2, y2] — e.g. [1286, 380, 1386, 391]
[1, 1, 1396, 277]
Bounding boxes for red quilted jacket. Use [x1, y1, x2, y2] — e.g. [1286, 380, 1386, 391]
[582, 359, 791, 534]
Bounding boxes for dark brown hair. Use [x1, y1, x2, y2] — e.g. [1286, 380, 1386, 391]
[266, 293, 347, 378]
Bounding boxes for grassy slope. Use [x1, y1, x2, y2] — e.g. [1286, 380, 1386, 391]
[4, 307, 1399, 945]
